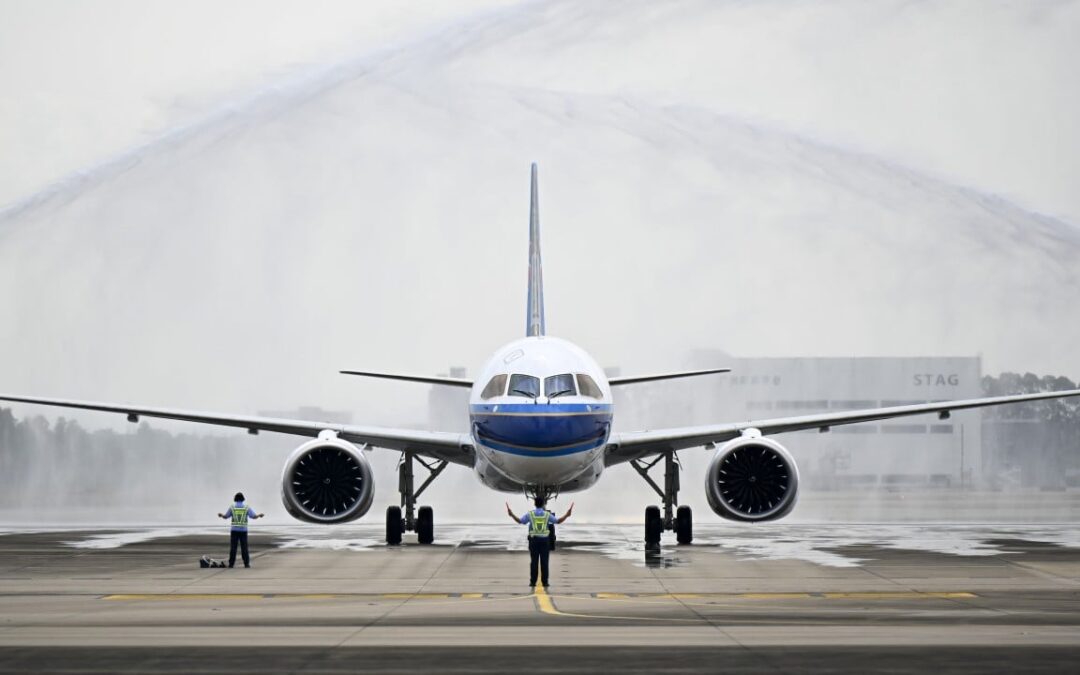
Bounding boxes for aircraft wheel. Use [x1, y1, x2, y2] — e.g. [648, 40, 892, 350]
[417, 506, 434, 544]
[645, 505, 662, 549]
[386, 505, 403, 545]
[676, 505, 693, 544]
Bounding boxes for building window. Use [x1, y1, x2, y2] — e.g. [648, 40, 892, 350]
[830, 400, 878, 409]
[834, 425, 878, 434]
[881, 424, 928, 434]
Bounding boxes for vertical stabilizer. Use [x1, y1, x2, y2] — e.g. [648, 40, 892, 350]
[526, 163, 546, 337]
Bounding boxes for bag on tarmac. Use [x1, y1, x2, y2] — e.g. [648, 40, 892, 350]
[200, 555, 227, 568]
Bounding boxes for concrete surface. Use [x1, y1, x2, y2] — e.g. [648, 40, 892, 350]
[0, 523, 1078, 672]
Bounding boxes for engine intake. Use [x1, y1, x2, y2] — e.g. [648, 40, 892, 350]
[281, 434, 374, 524]
[705, 435, 799, 522]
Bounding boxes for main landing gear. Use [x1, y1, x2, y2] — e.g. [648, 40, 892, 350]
[631, 450, 692, 550]
[386, 450, 447, 545]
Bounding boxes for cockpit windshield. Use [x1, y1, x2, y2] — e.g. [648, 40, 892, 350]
[576, 374, 603, 399]
[508, 374, 540, 399]
[544, 373, 576, 399]
[480, 374, 507, 400]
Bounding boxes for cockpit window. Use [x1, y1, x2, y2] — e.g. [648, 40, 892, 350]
[576, 374, 603, 399]
[480, 374, 507, 400]
[508, 374, 540, 399]
[544, 373, 577, 399]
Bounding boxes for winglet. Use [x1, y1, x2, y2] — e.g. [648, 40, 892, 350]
[526, 163, 546, 337]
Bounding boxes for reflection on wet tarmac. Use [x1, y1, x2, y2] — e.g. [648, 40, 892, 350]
[15, 523, 1078, 569]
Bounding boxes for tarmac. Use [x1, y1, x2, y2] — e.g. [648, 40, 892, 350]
[0, 522, 1078, 673]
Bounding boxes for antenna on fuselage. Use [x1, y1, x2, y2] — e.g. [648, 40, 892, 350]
[526, 163, 546, 338]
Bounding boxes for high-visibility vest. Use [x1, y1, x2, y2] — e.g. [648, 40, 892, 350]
[527, 510, 550, 537]
[231, 507, 249, 529]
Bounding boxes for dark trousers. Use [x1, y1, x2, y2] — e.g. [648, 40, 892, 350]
[229, 530, 250, 568]
[529, 536, 550, 586]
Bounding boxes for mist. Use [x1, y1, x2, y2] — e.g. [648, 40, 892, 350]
[1, 0, 1078, 525]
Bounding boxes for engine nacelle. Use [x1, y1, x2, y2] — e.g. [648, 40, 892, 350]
[705, 434, 799, 522]
[280, 433, 374, 524]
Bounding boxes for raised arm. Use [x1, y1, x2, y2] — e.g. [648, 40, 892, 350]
[505, 502, 520, 523]
[556, 502, 574, 524]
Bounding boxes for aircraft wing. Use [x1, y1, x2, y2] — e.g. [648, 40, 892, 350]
[0, 393, 474, 467]
[604, 389, 1080, 466]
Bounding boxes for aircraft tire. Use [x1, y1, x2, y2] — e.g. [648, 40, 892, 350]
[386, 505, 403, 545]
[417, 506, 434, 544]
[645, 505, 662, 549]
[676, 505, 693, 544]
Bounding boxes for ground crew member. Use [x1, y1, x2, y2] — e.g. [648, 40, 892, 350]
[217, 492, 264, 568]
[506, 497, 573, 589]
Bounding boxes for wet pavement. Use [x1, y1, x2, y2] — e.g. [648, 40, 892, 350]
[0, 523, 1078, 672]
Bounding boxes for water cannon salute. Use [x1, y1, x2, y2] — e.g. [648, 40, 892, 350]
[2, 162, 1078, 549]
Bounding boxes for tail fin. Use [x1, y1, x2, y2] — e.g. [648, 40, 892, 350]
[526, 162, 546, 337]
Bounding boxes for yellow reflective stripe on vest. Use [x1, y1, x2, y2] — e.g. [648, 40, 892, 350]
[231, 507, 249, 528]
[528, 511, 549, 537]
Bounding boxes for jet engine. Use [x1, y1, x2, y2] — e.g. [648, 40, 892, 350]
[705, 434, 799, 522]
[280, 432, 374, 524]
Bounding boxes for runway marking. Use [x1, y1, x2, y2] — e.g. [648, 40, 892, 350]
[103, 593, 471, 601]
[606, 592, 978, 601]
[821, 592, 976, 599]
[534, 585, 560, 615]
[532, 586, 704, 623]
[104, 594, 267, 601]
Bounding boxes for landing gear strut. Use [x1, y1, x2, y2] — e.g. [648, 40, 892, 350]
[631, 450, 692, 549]
[386, 450, 447, 545]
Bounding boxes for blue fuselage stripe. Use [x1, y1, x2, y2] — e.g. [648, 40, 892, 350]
[476, 436, 605, 457]
[470, 403, 612, 457]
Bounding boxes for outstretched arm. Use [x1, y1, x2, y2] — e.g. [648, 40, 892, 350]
[505, 502, 520, 523]
[556, 502, 574, 524]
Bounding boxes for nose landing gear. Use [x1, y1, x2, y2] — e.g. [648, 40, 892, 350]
[631, 450, 691, 550]
[386, 450, 447, 545]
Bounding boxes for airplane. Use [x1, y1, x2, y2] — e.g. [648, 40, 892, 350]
[3, 163, 1079, 549]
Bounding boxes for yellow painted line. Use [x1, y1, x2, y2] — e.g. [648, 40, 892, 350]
[533, 586, 704, 622]
[595, 592, 628, 599]
[822, 592, 976, 599]
[740, 593, 812, 599]
[460, 593, 484, 599]
[104, 594, 266, 601]
[534, 585, 562, 615]
[381, 593, 450, 600]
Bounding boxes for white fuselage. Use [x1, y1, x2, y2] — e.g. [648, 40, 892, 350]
[468, 336, 612, 493]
